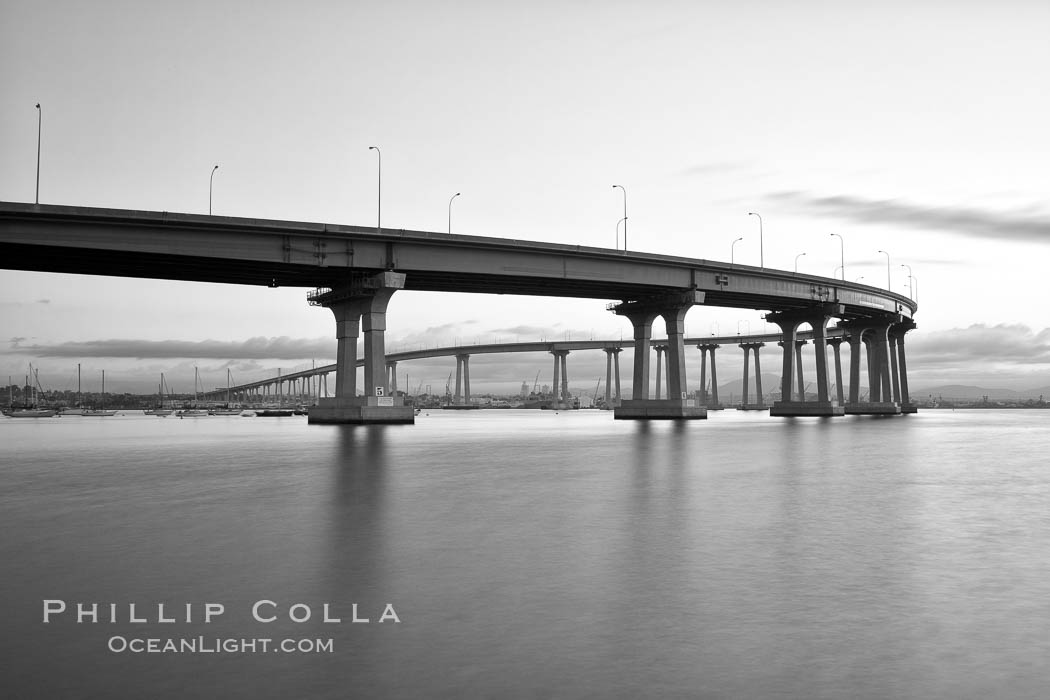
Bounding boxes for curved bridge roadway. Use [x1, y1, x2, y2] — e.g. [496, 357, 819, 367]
[0, 202, 918, 422]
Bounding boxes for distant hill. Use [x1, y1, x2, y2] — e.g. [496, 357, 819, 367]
[910, 385, 1050, 401]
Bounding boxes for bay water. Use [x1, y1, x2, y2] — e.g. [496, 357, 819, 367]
[2, 409, 1049, 698]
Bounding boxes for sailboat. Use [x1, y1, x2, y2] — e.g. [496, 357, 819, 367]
[83, 369, 117, 416]
[60, 364, 87, 415]
[209, 369, 242, 415]
[177, 367, 210, 417]
[144, 373, 174, 416]
[7, 365, 58, 417]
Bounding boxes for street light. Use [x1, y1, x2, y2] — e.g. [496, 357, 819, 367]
[612, 185, 627, 251]
[209, 164, 219, 215]
[830, 233, 845, 280]
[737, 320, 751, 335]
[794, 252, 806, 273]
[368, 146, 381, 232]
[34, 103, 41, 205]
[747, 212, 763, 268]
[900, 264, 913, 298]
[448, 192, 460, 234]
[877, 249, 891, 289]
[615, 216, 626, 249]
[731, 237, 743, 264]
[855, 276, 865, 283]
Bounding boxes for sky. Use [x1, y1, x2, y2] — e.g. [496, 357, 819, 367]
[2, 0, 1049, 396]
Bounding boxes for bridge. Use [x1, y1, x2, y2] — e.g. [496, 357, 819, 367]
[1, 201, 917, 423]
[198, 330, 864, 411]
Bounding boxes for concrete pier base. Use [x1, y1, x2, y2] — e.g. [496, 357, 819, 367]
[308, 397, 415, 424]
[900, 403, 918, 414]
[735, 404, 766, 412]
[614, 399, 707, 420]
[844, 402, 901, 416]
[701, 403, 726, 411]
[770, 400, 845, 417]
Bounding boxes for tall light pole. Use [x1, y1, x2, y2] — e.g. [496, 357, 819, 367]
[830, 233, 844, 280]
[448, 192, 460, 234]
[747, 212, 763, 268]
[615, 217, 626, 249]
[794, 252, 806, 273]
[731, 237, 743, 264]
[877, 249, 891, 289]
[209, 164, 219, 215]
[369, 146, 381, 232]
[35, 103, 41, 204]
[900, 264, 913, 298]
[612, 185, 627, 251]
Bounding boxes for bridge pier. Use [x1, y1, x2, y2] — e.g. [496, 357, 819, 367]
[737, 341, 765, 410]
[549, 349, 572, 409]
[767, 304, 845, 417]
[839, 315, 903, 415]
[610, 291, 706, 420]
[307, 272, 414, 424]
[697, 342, 724, 410]
[603, 348, 622, 409]
[892, 320, 917, 413]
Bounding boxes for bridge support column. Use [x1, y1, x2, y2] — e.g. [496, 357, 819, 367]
[827, 338, 845, 406]
[387, 361, 399, 398]
[697, 343, 724, 409]
[767, 303, 845, 416]
[654, 345, 665, 400]
[839, 314, 903, 415]
[453, 353, 473, 406]
[610, 291, 706, 420]
[308, 272, 413, 424]
[603, 348, 622, 409]
[737, 342, 765, 410]
[892, 320, 917, 413]
[549, 349, 571, 409]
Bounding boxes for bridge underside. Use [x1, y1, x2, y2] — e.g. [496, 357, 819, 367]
[0, 241, 888, 317]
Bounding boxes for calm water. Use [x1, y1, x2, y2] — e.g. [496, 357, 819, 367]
[3, 409, 1050, 699]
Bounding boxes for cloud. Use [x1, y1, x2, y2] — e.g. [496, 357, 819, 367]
[5, 336, 336, 360]
[767, 191, 1050, 243]
[908, 324, 1050, 368]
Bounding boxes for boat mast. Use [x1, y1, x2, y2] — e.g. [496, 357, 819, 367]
[77, 363, 82, 407]
[101, 369, 105, 411]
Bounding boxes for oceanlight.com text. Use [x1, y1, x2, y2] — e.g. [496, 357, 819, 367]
[107, 636, 334, 654]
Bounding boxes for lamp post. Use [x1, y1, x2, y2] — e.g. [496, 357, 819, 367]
[737, 319, 750, 336]
[612, 184, 627, 251]
[877, 249, 891, 289]
[209, 164, 219, 215]
[912, 276, 919, 304]
[830, 233, 844, 280]
[747, 212, 763, 268]
[731, 237, 743, 264]
[794, 252, 806, 273]
[900, 264, 913, 298]
[34, 104, 41, 204]
[368, 146, 381, 232]
[855, 276, 865, 283]
[615, 217, 626, 249]
[448, 192, 460, 234]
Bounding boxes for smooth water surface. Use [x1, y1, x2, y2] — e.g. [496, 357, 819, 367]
[3, 409, 1050, 699]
